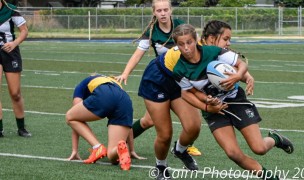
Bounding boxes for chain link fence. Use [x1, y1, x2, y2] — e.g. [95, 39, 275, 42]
[19, 7, 304, 38]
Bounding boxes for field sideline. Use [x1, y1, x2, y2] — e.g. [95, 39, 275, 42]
[0, 40, 303, 180]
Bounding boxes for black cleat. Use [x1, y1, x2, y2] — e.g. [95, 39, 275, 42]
[155, 165, 171, 180]
[269, 130, 294, 154]
[18, 128, 32, 137]
[171, 141, 198, 170]
[0, 130, 3, 137]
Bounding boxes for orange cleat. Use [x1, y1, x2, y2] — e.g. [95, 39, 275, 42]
[83, 144, 107, 164]
[117, 140, 131, 170]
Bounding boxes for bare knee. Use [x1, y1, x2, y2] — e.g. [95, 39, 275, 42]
[10, 92, 22, 102]
[225, 149, 245, 163]
[251, 145, 268, 155]
[141, 117, 154, 129]
[65, 112, 73, 125]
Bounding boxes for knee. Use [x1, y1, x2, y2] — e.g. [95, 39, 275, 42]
[183, 125, 200, 137]
[141, 117, 154, 129]
[65, 112, 73, 125]
[10, 92, 22, 102]
[225, 149, 245, 163]
[157, 131, 172, 144]
[251, 146, 268, 155]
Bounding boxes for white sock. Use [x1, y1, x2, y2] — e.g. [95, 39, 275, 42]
[92, 144, 101, 149]
[176, 139, 187, 153]
[156, 158, 167, 167]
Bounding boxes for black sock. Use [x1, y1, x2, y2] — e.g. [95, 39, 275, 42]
[132, 119, 146, 139]
[0, 119, 3, 131]
[16, 117, 25, 130]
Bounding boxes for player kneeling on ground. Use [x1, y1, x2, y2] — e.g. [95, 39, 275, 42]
[66, 74, 132, 170]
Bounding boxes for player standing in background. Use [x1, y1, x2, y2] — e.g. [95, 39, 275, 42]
[0, 0, 30, 137]
[172, 24, 294, 180]
[116, 0, 202, 159]
[66, 74, 132, 170]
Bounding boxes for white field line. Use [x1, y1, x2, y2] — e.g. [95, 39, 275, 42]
[3, 109, 304, 133]
[0, 153, 295, 180]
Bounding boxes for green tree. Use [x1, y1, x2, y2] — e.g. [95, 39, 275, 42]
[274, 0, 304, 7]
[218, 0, 255, 7]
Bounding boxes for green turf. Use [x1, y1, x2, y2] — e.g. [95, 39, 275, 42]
[0, 41, 303, 180]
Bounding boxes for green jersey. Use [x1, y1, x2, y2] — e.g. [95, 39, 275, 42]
[173, 45, 239, 100]
[138, 18, 184, 57]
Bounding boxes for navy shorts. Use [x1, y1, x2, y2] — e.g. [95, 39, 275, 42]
[0, 47, 22, 72]
[138, 59, 181, 102]
[83, 83, 133, 127]
[204, 87, 262, 132]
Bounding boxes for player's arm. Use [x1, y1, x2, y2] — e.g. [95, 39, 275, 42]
[117, 40, 148, 85]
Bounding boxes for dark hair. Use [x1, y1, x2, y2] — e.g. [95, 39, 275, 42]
[172, 24, 197, 43]
[201, 20, 231, 45]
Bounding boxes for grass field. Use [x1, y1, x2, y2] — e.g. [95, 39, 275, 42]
[0, 40, 303, 180]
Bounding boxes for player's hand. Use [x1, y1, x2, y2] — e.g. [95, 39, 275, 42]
[221, 72, 241, 91]
[207, 102, 228, 115]
[115, 74, 128, 85]
[245, 76, 254, 95]
[1, 41, 17, 53]
[67, 151, 82, 161]
[130, 151, 147, 160]
[205, 95, 221, 106]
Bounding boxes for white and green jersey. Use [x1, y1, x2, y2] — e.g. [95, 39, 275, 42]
[137, 18, 184, 56]
[0, 3, 25, 45]
[173, 45, 239, 100]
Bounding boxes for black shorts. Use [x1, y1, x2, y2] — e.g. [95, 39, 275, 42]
[205, 87, 262, 132]
[0, 46, 22, 72]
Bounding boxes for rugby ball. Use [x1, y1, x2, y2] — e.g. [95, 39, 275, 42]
[207, 61, 238, 91]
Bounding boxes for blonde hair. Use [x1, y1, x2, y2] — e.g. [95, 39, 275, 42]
[133, 0, 173, 52]
[1, 0, 20, 12]
[172, 24, 197, 43]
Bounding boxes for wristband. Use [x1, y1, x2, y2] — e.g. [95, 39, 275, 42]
[205, 104, 208, 112]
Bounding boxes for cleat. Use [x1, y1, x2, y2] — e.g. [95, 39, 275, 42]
[117, 140, 131, 170]
[17, 128, 32, 137]
[0, 130, 3, 137]
[269, 130, 294, 154]
[187, 145, 202, 156]
[83, 144, 107, 164]
[171, 141, 198, 170]
[156, 165, 171, 180]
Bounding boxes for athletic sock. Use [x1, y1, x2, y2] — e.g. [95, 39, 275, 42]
[261, 167, 280, 180]
[156, 158, 167, 167]
[268, 133, 280, 146]
[132, 119, 146, 139]
[92, 144, 101, 149]
[0, 119, 3, 131]
[16, 117, 25, 130]
[176, 139, 187, 153]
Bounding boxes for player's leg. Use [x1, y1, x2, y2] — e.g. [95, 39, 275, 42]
[132, 110, 154, 138]
[66, 102, 106, 163]
[171, 97, 201, 170]
[5, 72, 31, 137]
[213, 126, 279, 180]
[241, 123, 275, 155]
[66, 102, 103, 146]
[145, 99, 172, 178]
[0, 65, 3, 137]
[108, 125, 131, 170]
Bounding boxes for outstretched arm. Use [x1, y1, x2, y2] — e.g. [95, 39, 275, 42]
[116, 48, 146, 85]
